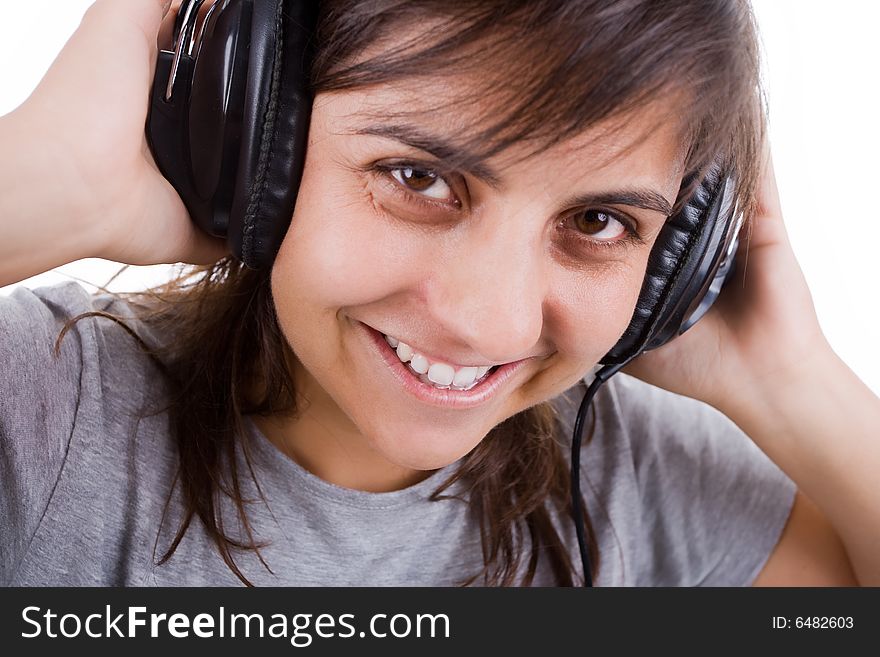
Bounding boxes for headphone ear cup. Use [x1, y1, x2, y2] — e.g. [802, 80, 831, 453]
[600, 165, 739, 365]
[146, 0, 256, 240]
[187, 0, 252, 236]
[226, 0, 316, 269]
[146, 0, 316, 269]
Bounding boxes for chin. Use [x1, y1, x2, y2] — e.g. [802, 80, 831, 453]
[362, 418, 485, 471]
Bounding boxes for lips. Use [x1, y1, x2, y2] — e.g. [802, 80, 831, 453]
[358, 322, 530, 410]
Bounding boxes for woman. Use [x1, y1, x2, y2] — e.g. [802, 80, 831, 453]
[0, 0, 876, 586]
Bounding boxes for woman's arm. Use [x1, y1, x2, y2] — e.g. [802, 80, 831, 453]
[730, 349, 876, 586]
[622, 146, 879, 585]
[0, 111, 108, 287]
[0, 0, 225, 289]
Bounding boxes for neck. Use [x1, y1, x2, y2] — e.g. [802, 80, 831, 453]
[252, 411, 435, 493]
[250, 353, 437, 493]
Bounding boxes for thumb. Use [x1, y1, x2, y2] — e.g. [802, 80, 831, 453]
[30, 0, 173, 117]
[81, 0, 173, 49]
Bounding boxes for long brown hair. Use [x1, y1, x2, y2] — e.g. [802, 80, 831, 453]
[59, 0, 765, 586]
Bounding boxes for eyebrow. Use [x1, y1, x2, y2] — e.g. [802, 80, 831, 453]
[562, 189, 673, 217]
[353, 123, 673, 217]
[353, 123, 503, 186]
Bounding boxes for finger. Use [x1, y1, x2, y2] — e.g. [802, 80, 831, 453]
[75, 0, 170, 56]
[30, 0, 169, 115]
[734, 140, 790, 270]
[157, 3, 177, 50]
[754, 139, 784, 224]
[90, 0, 173, 39]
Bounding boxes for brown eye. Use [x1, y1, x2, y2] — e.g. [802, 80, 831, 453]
[389, 166, 454, 200]
[398, 167, 436, 190]
[571, 210, 627, 240]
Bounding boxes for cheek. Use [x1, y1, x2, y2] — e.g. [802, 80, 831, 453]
[271, 168, 411, 314]
[550, 259, 648, 363]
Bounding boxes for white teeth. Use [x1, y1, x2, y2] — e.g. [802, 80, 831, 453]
[382, 334, 496, 391]
[410, 353, 430, 374]
[453, 366, 479, 388]
[396, 342, 413, 363]
[427, 363, 455, 386]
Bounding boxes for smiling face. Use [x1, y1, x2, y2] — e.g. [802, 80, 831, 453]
[267, 76, 685, 487]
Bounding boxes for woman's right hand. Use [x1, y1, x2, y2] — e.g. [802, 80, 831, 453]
[1, 0, 227, 283]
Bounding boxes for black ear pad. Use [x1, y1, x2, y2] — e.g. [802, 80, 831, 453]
[600, 165, 741, 365]
[227, 0, 317, 269]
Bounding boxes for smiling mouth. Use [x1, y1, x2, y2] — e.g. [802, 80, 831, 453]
[380, 333, 498, 392]
[358, 322, 527, 409]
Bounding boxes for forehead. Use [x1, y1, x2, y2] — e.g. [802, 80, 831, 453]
[317, 77, 688, 194]
[312, 6, 698, 195]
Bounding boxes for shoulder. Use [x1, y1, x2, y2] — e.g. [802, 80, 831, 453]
[548, 372, 797, 586]
[0, 280, 172, 449]
[549, 371, 775, 518]
[551, 371, 758, 471]
[1, 282, 176, 583]
[1, 280, 164, 353]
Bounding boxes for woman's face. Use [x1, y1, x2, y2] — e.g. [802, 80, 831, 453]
[270, 75, 684, 477]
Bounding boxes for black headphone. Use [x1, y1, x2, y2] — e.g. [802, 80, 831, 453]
[147, 0, 745, 587]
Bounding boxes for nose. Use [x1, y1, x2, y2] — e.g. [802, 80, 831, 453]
[421, 217, 547, 365]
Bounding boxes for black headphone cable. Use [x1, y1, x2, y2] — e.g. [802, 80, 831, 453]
[570, 362, 624, 587]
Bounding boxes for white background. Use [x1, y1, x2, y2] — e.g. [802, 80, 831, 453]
[1, 1, 878, 395]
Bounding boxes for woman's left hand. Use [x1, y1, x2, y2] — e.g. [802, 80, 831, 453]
[621, 145, 834, 413]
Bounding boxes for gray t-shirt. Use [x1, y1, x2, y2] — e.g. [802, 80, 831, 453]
[0, 282, 796, 586]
